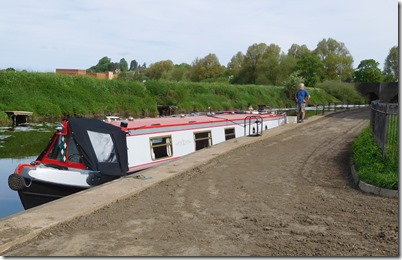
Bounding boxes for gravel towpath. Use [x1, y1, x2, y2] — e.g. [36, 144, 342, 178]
[4, 108, 398, 256]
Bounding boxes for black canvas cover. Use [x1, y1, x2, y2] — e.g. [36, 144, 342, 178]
[68, 118, 129, 177]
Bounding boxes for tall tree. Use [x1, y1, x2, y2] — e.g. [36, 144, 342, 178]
[354, 59, 383, 83]
[129, 60, 139, 71]
[88, 56, 111, 72]
[147, 60, 174, 80]
[227, 51, 245, 83]
[255, 44, 282, 85]
[238, 43, 268, 84]
[108, 62, 120, 73]
[294, 51, 324, 87]
[287, 44, 310, 59]
[189, 54, 225, 82]
[383, 46, 398, 82]
[119, 58, 128, 72]
[276, 54, 297, 87]
[314, 38, 354, 81]
[171, 63, 191, 81]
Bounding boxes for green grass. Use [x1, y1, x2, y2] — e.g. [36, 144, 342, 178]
[0, 71, 366, 125]
[352, 127, 398, 190]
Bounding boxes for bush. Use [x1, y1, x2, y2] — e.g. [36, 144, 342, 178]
[316, 80, 367, 104]
[352, 127, 398, 190]
[283, 72, 305, 100]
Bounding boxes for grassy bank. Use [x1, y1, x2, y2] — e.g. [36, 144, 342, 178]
[145, 80, 339, 111]
[0, 71, 156, 122]
[352, 127, 398, 190]
[0, 71, 364, 124]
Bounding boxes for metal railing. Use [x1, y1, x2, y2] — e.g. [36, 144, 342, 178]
[370, 100, 398, 160]
[313, 102, 369, 115]
[264, 102, 369, 115]
[244, 116, 263, 136]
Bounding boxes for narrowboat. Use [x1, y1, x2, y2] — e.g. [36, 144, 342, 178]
[8, 111, 286, 210]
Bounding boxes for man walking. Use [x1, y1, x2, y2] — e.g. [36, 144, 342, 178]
[295, 83, 311, 123]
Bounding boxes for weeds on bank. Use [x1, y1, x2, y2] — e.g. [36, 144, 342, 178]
[352, 127, 398, 190]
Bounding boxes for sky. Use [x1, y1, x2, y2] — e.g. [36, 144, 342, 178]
[0, 0, 398, 72]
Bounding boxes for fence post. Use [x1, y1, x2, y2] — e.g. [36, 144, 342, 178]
[382, 104, 390, 159]
[370, 101, 375, 131]
[370, 101, 398, 161]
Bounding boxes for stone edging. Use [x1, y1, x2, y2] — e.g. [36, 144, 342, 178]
[350, 164, 398, 198]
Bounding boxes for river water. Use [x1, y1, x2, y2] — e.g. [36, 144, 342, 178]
[0, 123, 55, 220]
[0, 157, 36, 219]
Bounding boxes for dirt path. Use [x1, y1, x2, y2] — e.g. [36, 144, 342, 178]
[4, 108, 398, 256]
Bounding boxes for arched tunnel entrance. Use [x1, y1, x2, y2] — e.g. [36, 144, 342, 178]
[390, 94, 398, 103]
[355, 82, 398, 103]
[367, 92, 379, 103]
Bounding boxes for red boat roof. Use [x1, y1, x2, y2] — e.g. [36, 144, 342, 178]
[109, 112, 285, 130]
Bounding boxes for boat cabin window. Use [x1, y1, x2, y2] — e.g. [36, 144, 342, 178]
[150, 136, 173, 160]
[224, 128, 236, 140]
[67, 135, 81, 163]
[194, 131, 212, 151]
[47, 135, 68, 162]
[87, 131, 117, 163]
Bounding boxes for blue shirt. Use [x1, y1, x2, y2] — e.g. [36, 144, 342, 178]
[296, 89, 310, 104]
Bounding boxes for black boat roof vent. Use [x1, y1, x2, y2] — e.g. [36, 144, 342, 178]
[120, 121, 128, 128]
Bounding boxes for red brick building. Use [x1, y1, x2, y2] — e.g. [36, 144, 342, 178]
[56, 69, 114, 80]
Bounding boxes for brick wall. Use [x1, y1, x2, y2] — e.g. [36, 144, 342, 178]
[56, 69, 114, 80]
[56, 69, 87, 75]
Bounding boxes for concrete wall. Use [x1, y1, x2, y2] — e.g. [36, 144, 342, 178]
[355, 82, 398, 103]
[379, 82, 398, 102]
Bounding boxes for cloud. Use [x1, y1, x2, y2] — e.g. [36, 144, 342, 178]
[0, 0, 397, 71]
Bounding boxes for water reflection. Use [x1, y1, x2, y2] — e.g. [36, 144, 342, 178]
[0, 124, 55, 158]
[0, 123, 56, 220]
[0, 157, 36, 219]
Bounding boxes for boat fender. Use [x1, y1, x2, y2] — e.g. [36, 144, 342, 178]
[86, 171, 103, 186]
[8, 173, 28, 191]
